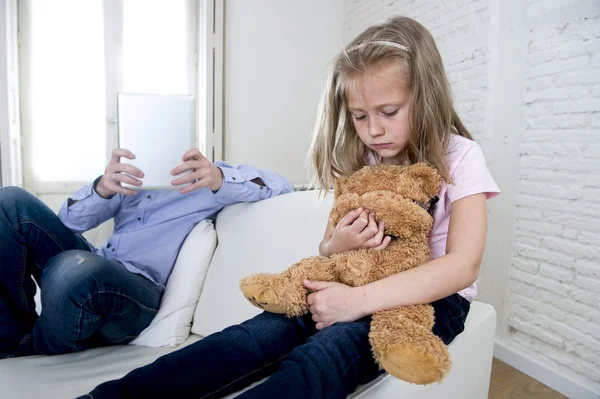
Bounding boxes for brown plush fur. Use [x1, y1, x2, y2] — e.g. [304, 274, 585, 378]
[240, 163, 451, 384]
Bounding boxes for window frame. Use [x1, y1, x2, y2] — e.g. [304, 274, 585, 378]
[0, 0, 23, 188]
[13, 0, 223, 194]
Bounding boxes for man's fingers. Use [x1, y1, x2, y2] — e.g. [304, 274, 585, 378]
[171, 160, 197, 176]
[173, 168, 210, 187]
[171, 157, 210, 176]
[109, 182, 137, 196]
[182, 148, 206, 162]
[113, 173, 142, 187]
[178, 178, 207, 194]
[112, 163, 144, 179]
[111, 148, 135, 163]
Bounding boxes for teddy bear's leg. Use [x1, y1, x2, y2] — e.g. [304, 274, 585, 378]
[240, 256, 337, 317]
[369, 305, 451, 384]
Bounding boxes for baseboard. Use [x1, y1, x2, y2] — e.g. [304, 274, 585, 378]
[494, 339, 599, 399]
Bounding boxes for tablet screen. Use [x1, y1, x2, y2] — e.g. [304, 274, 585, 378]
[117, 93, 196, 190]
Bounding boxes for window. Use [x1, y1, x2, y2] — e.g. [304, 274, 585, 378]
[122, 0, 192, 95]
[20, 0, 107, 184]
[17, 0, 222, 194]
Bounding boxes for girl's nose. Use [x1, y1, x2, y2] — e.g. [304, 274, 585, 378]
[368, 119, 384, 137]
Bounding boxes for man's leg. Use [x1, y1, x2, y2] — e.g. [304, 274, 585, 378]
[0, 187, 90, 358]
[32, 250, 161, 355]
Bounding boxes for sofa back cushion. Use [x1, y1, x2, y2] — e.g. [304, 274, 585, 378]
[192, 190, 333, 337]
[131, 219, 217, 347]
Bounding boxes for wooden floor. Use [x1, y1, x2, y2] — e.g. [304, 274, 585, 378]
[488, 358, 568, 398]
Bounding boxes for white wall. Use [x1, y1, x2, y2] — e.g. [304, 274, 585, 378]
[222, 0, 343, 185]
[344, 0, 599, 397]
[505, 0, 600, 394]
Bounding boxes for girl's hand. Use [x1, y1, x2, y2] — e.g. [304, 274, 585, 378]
[170, 149, 224, 194]
[322, 208, 392, 256]
[304, 280, 366, 330]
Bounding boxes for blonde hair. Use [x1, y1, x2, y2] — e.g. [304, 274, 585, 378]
[309, 16, 472, 190]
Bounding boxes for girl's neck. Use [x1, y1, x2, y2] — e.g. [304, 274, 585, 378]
[365, 150, 409, 166]
[381, 156, 410, 166]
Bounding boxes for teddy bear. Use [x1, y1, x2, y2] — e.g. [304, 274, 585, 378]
[240, 162, 450, 385]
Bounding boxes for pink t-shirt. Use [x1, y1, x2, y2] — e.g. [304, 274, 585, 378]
[429, 135, 500, 301]
[368, 134, 500, 302]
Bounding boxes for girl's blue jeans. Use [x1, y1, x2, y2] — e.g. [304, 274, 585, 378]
[84, 291, 469, 398]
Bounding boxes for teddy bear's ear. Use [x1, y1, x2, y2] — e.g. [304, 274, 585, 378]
[405, 163, 442, 198]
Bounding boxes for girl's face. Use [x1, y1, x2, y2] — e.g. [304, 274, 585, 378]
[346, 61, 411, 165]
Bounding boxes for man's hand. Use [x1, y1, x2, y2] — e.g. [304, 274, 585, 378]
[170, 149, 224, 194]
[96, 149, 144, 198]
[322, 209, 392, 256]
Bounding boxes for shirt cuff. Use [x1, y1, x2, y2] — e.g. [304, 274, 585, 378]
[213, 166, 255, 201]
[68, 176, 120, 211]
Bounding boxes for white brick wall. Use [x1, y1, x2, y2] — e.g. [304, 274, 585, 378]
[507, 0, 600, 392]
[344, 0, 600, 394]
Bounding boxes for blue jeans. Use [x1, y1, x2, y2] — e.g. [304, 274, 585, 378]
[0, 186, 161, 357]
[84, 294, 470, 398]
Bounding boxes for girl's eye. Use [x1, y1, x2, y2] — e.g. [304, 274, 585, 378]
[353, 114, 367, 121]
[382, 109, 399, 117]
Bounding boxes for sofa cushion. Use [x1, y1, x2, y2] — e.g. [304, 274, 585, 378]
[131, 219, 216, 347]
[0, 335, 202, 398]
[192, 190, 333, 336]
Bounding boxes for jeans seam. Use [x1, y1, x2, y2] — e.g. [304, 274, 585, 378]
[77, 290, 160, 312]
[73, 290, 159, 351]
[16, 218, 72, 305]
[18, 243, 28, 308]
[199, 354, 289, 399]
[324, 327, 377, 397]
[20, 218, 69, 253]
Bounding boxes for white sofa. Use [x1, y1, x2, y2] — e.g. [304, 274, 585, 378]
[0, 191, 497, 398]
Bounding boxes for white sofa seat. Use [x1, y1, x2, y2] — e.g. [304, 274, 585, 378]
[0, 303, 495, 399]
[0, 191, 496, 398]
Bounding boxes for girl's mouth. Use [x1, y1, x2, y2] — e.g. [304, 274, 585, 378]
[372, 143, 391, 149]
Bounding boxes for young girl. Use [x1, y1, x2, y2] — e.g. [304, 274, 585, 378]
[81, 15, 499, 399]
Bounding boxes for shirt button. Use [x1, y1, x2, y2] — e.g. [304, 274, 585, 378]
[260, 187, 264, 190]
[232, 177, 237, 181]
[137, 217, 141, 221]
[147, 195, 152, 199]
[111, 248, 115, 252]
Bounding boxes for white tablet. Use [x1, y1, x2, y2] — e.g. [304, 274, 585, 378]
[117, 93, 196, 190]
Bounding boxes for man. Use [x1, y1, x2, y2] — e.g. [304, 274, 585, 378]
[0, 148, 292, 358]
